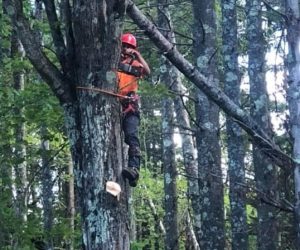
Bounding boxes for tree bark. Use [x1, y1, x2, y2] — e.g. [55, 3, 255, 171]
[157, 7, 179, 246]
[222, 1, 248, 249]
[246, 1, 278, 249]
[67, 157, 75, 250]
[192, 0, 225, 248]
[161, 94, 178, 250]
[11, 29, 28, 249]
[40, 127, 54, 250]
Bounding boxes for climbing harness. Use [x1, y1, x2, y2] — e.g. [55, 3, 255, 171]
[120, 92, 140, 116]
[118, 62, 142, 77]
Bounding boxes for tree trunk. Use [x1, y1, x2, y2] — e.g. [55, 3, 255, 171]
[70, 3, 129, 248]
[192, 0, 225, 248]
[11, 29, 28, 249]
[157, 2, 179, 250]
[40, 126, 54, 250]
[221, 1, 248, 249]
[67, 156, 75, 250]
[161, 94, 178, 250]
[285, 0, 300, 248]
[159, 43, 179, 250]
[246, 1, 278, 249]
[184, 212, 200, 250]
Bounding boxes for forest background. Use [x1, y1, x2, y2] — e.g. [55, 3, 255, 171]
[1, 0, 300, 249]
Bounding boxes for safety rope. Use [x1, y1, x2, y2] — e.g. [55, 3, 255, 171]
[76, 86, 130, 99]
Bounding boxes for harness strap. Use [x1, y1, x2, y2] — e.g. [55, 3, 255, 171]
[118, 62, 142, 77]
[121, 92, 140, 115]
[123, 103, 136, 115]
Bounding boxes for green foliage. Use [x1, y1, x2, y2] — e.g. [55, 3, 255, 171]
[131, 168, 164, 248]
[0, 25, 73, 248]
[139, 79, 173, 100]
[132, 166, 189, 249]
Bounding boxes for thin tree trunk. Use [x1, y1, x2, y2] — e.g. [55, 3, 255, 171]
[157, 2, 179, 250]
[184, 212, 200, 250]
[161, 94, 178, 250]
[11, 29, 27, 249]
[146, 197, 166, 235]
[1, 5, 14, 247]
[34, 2, 54, 247]
[221, 1, 248, 249]
[157, 0, 201, 243]
[40, 126, 54, 250]
[285, 0, 300, 248]
[67, 157, 75, 250]
[0, 148, 13, 246]
[246, 1, 278, 249]
[192, 0, 225, 248]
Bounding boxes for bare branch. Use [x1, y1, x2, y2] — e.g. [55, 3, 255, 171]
[42, 0, 67, 71]
[61, 0, 76, 78]
[146, 198, 166, 235]
[262, 0, 288, 23]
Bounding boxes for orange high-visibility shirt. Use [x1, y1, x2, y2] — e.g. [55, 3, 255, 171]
[117, 57, 144, 96]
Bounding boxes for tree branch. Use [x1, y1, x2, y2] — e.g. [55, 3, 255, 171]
[61, 0, 76, 79]
[4, 0, 73, 104]
[146, 198, 166, 235]
[262, 0, 288, 23]
[127, 1, 293, 170]
[42, 0, 67, 72]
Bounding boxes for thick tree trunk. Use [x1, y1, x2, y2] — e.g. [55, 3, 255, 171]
[192, 0, 225, 248]
[285, 1, 300, 248]
[65, 1, 130, 248]
[221, 1, 248, 249]
[63, 101, 128, 249]
[246, 1, 278, 249]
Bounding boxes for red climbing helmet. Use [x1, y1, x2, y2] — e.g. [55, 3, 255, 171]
[121, 33, 137, 48]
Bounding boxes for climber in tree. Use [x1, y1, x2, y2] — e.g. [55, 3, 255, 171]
[118, 33, 150, 187]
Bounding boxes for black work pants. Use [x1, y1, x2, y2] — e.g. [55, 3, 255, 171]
[122, 112, 141, 169]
